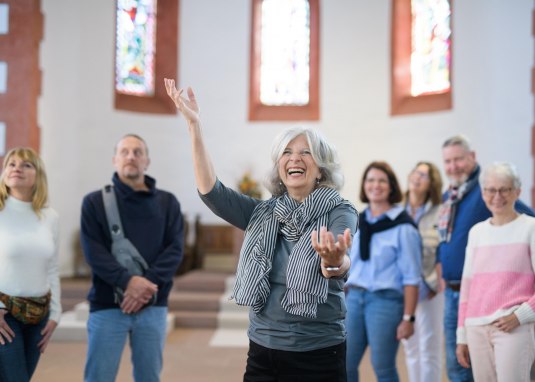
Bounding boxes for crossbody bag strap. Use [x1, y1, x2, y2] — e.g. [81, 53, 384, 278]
[101, 185, 149, 271]
[102, 184, 125, 239]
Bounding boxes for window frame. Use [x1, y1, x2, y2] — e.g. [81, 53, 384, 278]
[114, 0, 179, 115]
[248, 0, 320, 121]
[391, 0, 453, 116]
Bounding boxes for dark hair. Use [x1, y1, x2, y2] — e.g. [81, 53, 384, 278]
[359, 161, 402, 204]
[404, 161, 443, 206]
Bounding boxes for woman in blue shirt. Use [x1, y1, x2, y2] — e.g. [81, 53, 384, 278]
[346, 161, 422, 381]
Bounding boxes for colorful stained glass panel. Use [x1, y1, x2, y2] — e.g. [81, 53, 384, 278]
[115, 0, 157, 96]
[411, 0, 451, 96]
[260, 0, 310, 106]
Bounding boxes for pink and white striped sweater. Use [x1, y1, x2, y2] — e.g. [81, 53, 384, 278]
[457, 214, 535, 344]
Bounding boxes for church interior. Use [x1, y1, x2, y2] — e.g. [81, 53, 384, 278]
[1, 0, 534, 381]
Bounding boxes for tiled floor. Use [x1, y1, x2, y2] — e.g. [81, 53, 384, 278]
[34, 328, 248, 382]
[33, 327, 449, 382]
[32, 275, 451, 381]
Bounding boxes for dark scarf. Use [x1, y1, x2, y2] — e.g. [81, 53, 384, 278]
[359, 209, 417, 261]
[231, 187, 355, 318]
[437, 165, 480, 243]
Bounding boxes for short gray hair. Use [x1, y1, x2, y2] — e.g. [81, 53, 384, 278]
[442, 135, 472, 152]
[265, 127, 344, 196]
[480, 161, 522, 189]
[114, 134, 149, 155]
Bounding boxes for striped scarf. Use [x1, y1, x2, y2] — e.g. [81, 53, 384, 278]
[231, 187, 349, 318]
[437, 165, 480, 243]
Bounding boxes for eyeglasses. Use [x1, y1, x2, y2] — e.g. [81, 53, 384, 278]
[483, 187, 513, 197]
[411, 170, 429, 180]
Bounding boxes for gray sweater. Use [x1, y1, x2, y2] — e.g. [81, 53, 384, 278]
[200, 180, 358, 351]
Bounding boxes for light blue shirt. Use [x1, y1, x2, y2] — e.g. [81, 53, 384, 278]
[406, 204, 425, 225]
[346, 205, 422, 293]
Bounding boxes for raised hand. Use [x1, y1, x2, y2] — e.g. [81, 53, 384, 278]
[164, 79, 200, 125]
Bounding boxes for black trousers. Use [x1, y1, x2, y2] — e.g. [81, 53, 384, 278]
[244, 340, 347, 382]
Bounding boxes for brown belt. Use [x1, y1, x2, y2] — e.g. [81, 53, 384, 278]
[447, 282, 461, 291]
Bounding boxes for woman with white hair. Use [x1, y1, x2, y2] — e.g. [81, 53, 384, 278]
[456, 162, 535, 382]
[165, 80, 358, 381]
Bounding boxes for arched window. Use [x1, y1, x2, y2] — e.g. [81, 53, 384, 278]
[248, 0, 319, 121]
[114, 0, 179, 114]
[391, 0, 452, 115]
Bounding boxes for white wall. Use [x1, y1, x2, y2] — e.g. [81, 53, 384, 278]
[38, 0, 534, 276]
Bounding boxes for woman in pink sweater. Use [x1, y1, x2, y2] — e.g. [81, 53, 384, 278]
[456, 162, 535, 382]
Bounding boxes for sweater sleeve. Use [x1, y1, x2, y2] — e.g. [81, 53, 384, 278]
[514, 219, 535, 324]
[47, 210, 62, 323]
[397, 224, 422, 286]
[199, 179, 261, 230]
[457, 226, 477, 344]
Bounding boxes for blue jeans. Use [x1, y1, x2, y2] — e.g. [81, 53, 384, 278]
[0, 314, 48, 382]
[345, 287, 404, 382]
[84, 306, 167, 382]
[444, 287, 473, 382]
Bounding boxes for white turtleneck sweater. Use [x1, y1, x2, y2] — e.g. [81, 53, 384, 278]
[0, 196, 61, 323]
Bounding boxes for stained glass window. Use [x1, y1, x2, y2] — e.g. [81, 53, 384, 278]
[410, 0, 451, 96]
[115, 0, 157, 96]
[391, 0, 452, 115]
[259, 0, 310, 106]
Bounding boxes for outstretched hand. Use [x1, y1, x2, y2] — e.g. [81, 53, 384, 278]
[164, 79, 200, 125]
[311, 227, 351, 278]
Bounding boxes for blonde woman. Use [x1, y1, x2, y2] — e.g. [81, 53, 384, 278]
[0, 147, 61, 382]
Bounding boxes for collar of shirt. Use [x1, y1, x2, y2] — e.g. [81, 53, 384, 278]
[365, 205, 404, 224]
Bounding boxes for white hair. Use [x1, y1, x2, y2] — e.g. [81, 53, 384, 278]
[479, 161, 522, 189]
[265, 127, 344, 196]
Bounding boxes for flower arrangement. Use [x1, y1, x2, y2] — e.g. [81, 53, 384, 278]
[238, 172, 262, 199]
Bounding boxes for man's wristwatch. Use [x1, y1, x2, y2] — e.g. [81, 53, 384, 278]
[402, 314, 416, 323]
